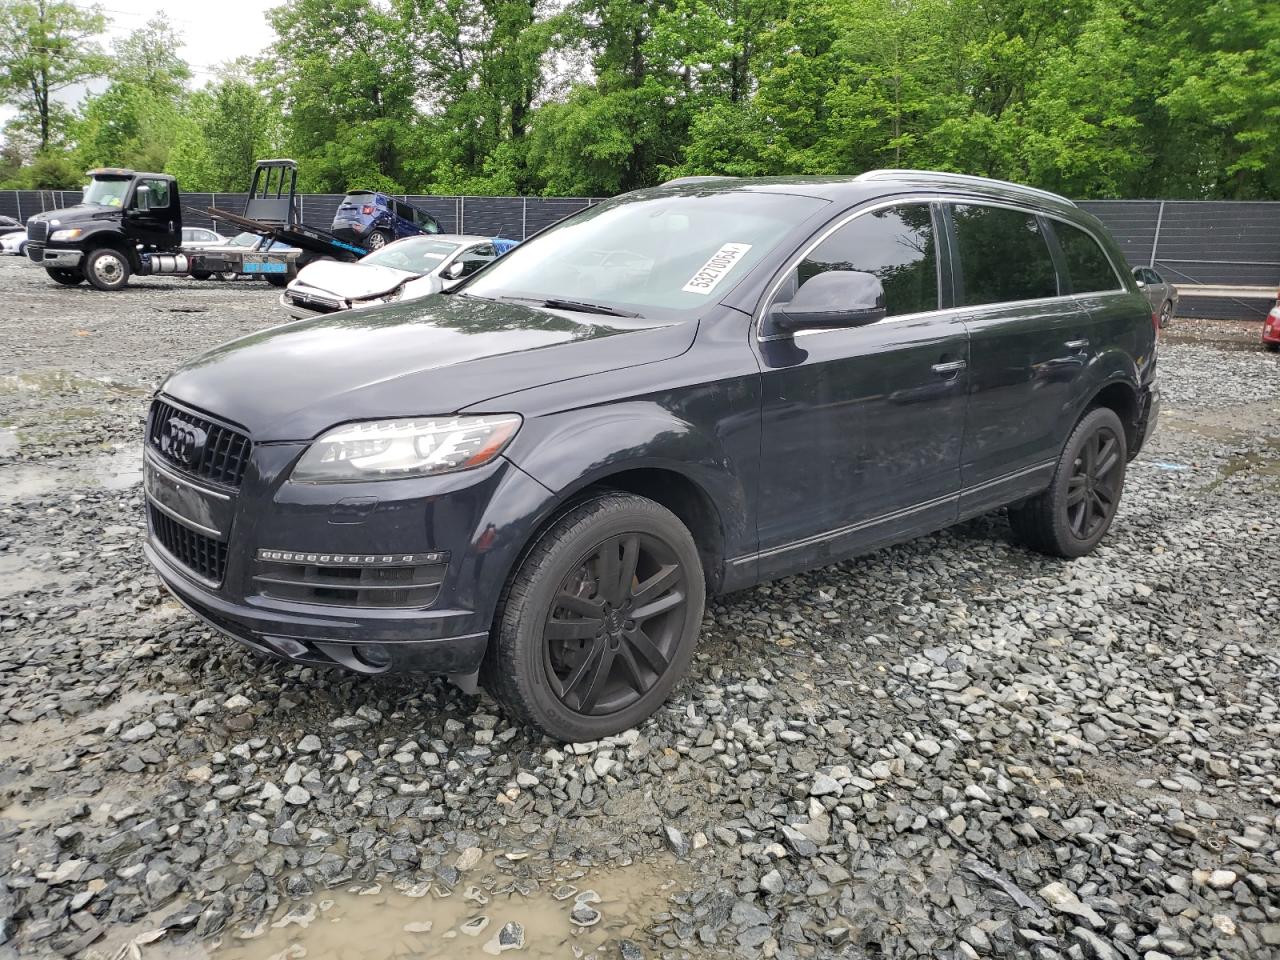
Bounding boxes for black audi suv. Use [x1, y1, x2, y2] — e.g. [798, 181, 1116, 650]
[143, 170, 1160, 741]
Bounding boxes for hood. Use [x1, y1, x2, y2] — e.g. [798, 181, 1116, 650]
[30, 204, 121, 227]
[161, 294, 696, 441]
[291, 260, 418, 302]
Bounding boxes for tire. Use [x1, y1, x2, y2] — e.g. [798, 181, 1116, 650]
[265, 273, 289, 288]
[1159, 301, 1173, 328]
[84, 248, 131, 291]
[1265, 341, 1280, 353]
[46, 268, 84, 286]
[365, 229, 391, 251]
[191, 269, 212, 281]
[484, 493, 706, 741]
[1009, 407, 1128, 559]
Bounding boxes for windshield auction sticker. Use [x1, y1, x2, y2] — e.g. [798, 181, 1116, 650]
[682, 243, 753, 295]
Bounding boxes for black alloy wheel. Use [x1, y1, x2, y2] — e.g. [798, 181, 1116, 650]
[543, 532, 688, 716]
[1064, 424, 1124, 541]
[1009, 406, 1128, 558]
[485, 493, 705, 741]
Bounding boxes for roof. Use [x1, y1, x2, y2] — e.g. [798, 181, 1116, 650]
[87, 168, 174, 180]
[657, 169, 1078, 215]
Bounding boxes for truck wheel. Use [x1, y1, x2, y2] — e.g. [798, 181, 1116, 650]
[191, 269, 212, 281]
[265, 274, 289, 288]
[1009, 407, 1128, 558]
[46, 268, 84, 286]
[84, 248, 131, 291]
[365, 229, 391, 251]
[483, 493, 705, 741]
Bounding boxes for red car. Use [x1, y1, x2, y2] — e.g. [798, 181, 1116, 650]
[1266, 296, 1280, 351]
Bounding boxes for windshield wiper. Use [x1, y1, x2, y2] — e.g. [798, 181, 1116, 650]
[496, 295, 641, 318]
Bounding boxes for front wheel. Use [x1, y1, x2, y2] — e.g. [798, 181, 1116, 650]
[46, 268, 84, 286]
[265, 273, 290, 288]
[1009, 407, 1128, 558]
[1159, 301, 1173, 328]
[1265, 341, 1280, 353]
[484, 494, 705, 741]
[84, 248, 131, 291]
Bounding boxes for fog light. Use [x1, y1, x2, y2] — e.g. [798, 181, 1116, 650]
[355, 643, 391, 670]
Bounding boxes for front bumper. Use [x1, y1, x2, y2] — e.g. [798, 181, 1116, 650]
[279, 291, 348, 321]
[142, 408, 557, 677]
[28, 245, 83, 269]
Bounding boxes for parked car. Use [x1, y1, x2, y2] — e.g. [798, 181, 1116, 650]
[281, 234, 517, 319]
[1264, 294, 1280, 352]
[0, 215, 23, 236]
[143, 170, 1159, 741]
[1132, 266, 1178, 327]
[182, 226, 230, 248]
[331, 191, 442, 251]
[1, 231, 27, 257]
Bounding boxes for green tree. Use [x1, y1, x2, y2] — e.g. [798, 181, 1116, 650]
[0, 0, 106, 152]
[168, 66, 280, 191]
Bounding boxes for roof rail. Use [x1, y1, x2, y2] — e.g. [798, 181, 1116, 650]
[855, 169, 1077, 208]
[663, 175, 734, 186]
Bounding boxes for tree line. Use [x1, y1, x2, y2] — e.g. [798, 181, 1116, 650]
[1, 0, 1277, 199]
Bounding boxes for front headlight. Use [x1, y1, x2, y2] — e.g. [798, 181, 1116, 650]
[291, 414, 522, 482]
[49, 228, 83, 242]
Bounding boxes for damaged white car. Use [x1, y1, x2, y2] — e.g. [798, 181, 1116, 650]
[280, 234, 516, 319]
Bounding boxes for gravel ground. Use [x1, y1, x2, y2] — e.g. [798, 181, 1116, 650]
[1, 256, 1278, 960]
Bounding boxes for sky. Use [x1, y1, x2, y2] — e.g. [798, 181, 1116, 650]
[1, 0, 288, 132]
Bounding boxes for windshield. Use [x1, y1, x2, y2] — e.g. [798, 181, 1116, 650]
[83, 178, 130, 208]
[361, 238, 462, 274]
[464, 190, 827, 318]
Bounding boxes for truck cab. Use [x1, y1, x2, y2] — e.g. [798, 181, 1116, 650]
[26, 168, 182, 290]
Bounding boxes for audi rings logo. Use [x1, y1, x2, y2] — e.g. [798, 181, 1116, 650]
[160, 417, 207, 466]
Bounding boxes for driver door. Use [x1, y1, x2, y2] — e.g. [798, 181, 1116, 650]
[753, 202, 970, 579]
[127, 178, 175, 248]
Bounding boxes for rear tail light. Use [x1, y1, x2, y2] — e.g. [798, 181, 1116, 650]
[361, 205, 373, 215]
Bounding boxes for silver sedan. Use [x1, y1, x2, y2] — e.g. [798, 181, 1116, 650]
[1132, 266, 1179, 328]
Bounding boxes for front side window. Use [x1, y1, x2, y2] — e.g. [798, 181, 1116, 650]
[140, 179, 170, 208]
[952, 204, 1059, 306]
[464, 190, 828, 319]
[1055, 220, 1122, 294]
[779, 204, 939, 318]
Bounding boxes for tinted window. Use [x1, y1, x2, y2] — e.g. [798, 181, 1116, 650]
[1055, 220, 1121, 293]
[787, 204, 939, 317]
[141, 178, 170, 208]
[952, 204, 1059, 306]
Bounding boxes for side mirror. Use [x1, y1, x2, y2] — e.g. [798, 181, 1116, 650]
[769, 271, 887, 335]
[1135, 279, 1146, 288]
[1131, 268, 1146, 288]
[132, 185, 151, 212]
[445, 260, 465, 279]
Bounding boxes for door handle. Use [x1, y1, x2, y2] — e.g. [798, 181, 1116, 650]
[1065, 338, 1089, 350]
[931, 360, 967, 375]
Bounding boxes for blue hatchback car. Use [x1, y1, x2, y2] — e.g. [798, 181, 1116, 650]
[331, 191, 442, 251]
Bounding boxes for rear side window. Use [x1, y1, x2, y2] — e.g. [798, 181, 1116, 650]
[951, 204, 1058, 306]
[789, 204, 939, 317]
[1055, 221, 1121, 293]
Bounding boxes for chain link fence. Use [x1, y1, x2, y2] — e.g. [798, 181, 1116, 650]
[3, 190, 1275, 319]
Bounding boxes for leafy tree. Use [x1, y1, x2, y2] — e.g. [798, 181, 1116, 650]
[168, 65, 280, 191]
[0, 0, 106, 152]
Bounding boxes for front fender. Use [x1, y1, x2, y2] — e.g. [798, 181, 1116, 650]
[502, 402, 754, 569]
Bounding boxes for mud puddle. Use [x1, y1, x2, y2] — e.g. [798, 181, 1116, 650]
[216, 858, 685, 960]
[0, 442, 142, 501]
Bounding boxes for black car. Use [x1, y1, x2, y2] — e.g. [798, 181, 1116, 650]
[144, 170, 1160, 741]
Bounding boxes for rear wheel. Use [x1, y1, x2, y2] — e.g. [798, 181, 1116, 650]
[484, 494, 705, 741]
[365, 229, 391, 251]
[1009, 407, 1128, 558]
[84, 248, 131, 291]
[265, 273, 290, 288]
[1265, 341, 1280, 353]
[191, 269, 212, 281]
[46, 268, 84, 286]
